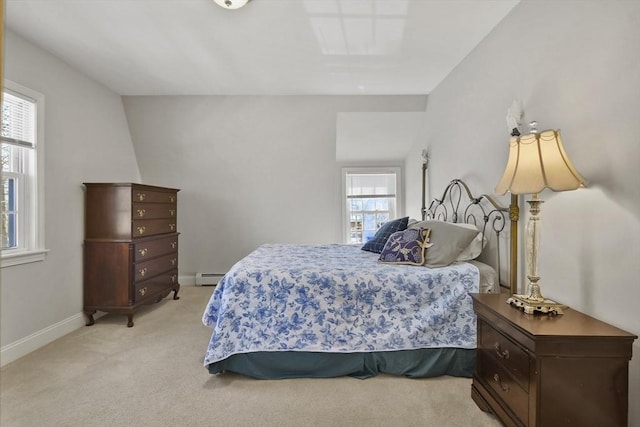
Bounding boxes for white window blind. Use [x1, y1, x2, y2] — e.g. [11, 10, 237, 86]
[1, 90, 36, 148]
[346, 173, 396, 199]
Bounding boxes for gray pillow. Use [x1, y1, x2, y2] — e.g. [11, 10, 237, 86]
[408, 220, 479, 267]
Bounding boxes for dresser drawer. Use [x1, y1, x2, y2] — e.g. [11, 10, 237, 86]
[478, 352, 529, 425]
[134, 269, 179, 302]
[132, 189, 177, 204]
[480, 321, 530, 389]
[132, 203, 177, 220]
[134, 234, 179, 262]
[132, 219, 177, 237]
[134, 253, 178, 282]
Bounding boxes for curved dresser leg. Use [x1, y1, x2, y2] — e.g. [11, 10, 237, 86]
[173, 286, 180, 300]
[127, 313, 134, 328]
[84, 310, 96, 326]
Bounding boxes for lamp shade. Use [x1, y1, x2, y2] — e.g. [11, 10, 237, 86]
[495, 129, 587, 195]
[213, 0, 251, 9]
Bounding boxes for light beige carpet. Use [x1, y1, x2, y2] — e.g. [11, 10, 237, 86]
[0, 286, 501, 427]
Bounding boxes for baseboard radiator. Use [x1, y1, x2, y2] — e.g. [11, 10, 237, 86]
[195, 273, 225, 286]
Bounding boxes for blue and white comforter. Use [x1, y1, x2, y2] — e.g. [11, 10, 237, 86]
[202, 244, 479, 367]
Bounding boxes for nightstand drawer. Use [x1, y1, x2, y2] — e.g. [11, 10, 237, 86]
[480, 321, 530, 389]
[478, 352, 529, 425]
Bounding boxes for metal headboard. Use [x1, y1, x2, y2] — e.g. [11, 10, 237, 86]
[425, 179, 519, 293]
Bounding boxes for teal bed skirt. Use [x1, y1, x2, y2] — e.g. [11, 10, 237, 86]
[206, 348, 476, 379]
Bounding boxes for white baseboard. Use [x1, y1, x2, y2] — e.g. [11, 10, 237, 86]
[0, 312, 85, 368]
[179, 274, 196, 286]
[1, 278, 199, 367]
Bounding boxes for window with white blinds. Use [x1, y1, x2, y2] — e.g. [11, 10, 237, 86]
[1, 81, 46, 266]
[342, 167, 402, 244]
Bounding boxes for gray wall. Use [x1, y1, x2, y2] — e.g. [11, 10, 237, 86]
[404, 2, 640, 424]
[0, 31, 141, 362]
[122, 95, 425, 278]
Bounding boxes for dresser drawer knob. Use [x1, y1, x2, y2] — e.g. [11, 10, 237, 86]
[170, 258, 177, 267]
[493, 374, 510, 393]
[171, 241, 177, 249]
[136, 226, 146, 235]
[494, 342, 510, 359]
[138, 248, 148, 257]
[171, 275, 177, 283]
[137, 209, 146, 217]
[139, 287, 148, 296]
[169, 195, 176, 203]
[169, 223, 176, 231]
[139, 267, 147, 277]
[136, 193, 146, 202]
[169, 209, 176, 217]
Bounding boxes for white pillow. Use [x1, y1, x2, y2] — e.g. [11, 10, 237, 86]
[408, 220, 479, 267]
[467, 260, 498, 293]
[455, 223, 487, 261]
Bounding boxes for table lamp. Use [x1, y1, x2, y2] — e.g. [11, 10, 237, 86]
[495, 121, 587, 314]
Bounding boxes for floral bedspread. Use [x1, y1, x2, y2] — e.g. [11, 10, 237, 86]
[202, 244, 479, 366]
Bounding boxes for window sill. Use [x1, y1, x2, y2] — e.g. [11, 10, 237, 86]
[1, 249, 49, 268]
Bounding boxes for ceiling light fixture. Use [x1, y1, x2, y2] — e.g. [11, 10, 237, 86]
[213, 0, 251, 9]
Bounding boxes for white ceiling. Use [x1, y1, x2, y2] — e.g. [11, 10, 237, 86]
[5, 0, 519, 96]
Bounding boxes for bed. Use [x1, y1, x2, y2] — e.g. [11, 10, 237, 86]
[202, 179, 518, 379]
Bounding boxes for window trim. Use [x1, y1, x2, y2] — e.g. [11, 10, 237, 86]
[1, 80, 47, 267]
[341, 166, 403, 244]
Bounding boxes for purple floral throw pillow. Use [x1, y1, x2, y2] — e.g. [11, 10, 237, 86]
[378, 228, 432, 266]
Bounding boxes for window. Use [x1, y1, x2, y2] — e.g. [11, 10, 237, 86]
[342, 167, 402, 244]
[1, 81, 46, 266]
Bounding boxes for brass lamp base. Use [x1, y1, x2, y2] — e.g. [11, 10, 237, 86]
[507, 294, 566, 315]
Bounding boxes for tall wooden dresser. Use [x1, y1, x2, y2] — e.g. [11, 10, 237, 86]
[471, 293, 637, 427]
[83, 183, 180, 327]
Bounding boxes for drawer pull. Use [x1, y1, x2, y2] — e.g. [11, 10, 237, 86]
[170, 258, 177, 267]
[171, 241, 177, 249]
[494, 342, 510, 359]
[137, 209, 146, 217]
[169, 195, 176, 203]
[493, 374, 510, 393]
[136, 193, 146, 202]
[138, 248, 148, 257]
[136, 226, 146, 235]
[139, 267, 147, 277]
[169, 209, 176, 217]
[139, 287, 148, 296]
[171, 275, 177, 283]
[169, 223, 176, 231]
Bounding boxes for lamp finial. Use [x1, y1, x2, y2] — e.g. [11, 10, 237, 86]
[421, 148, 430, 167]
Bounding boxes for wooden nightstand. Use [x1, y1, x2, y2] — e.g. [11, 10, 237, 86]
[470, 293, 637, 427]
